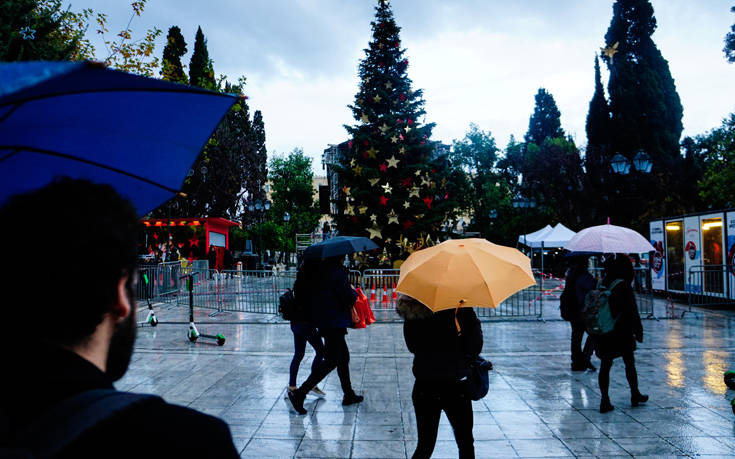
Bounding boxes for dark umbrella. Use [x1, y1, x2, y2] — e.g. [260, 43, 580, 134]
[303, 236, 379, 260]
[0, 61, 238, 215]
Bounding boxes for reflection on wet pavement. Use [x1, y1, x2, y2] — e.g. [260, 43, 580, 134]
[121, 301, 735, 457]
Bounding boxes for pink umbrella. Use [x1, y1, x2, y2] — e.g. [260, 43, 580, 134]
[563, 224, 655, 254]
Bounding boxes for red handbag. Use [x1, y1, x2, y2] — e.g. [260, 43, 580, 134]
[351, 288, 374, 328]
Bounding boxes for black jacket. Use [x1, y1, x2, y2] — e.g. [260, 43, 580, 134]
[397, 300, 483, 383]
[1, 345, 239, 459]
[307, 263, 357, 330]
[595, 278, 644, 360]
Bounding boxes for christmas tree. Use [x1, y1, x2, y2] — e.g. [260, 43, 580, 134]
[335, 0, 460, 260]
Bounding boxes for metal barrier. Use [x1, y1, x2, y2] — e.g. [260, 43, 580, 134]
[136, 262, 183, 302]
[362, 271, 402, 321]
[688, 265, 734, 308]
[362, 270, 546, 321]
[176, 269, 296, 315]
[475, 272, 544, 320]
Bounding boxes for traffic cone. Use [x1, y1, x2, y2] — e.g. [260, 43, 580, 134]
[382, 286, 388, 303]
[370, 282, 376, 303]
[391, 282, 398, 300]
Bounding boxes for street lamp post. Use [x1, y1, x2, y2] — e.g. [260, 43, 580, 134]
[247, 198, 271, 269]
[512, 196, 537, 250]
[608, 150, 652, 224]
[283, 211, 291, 268]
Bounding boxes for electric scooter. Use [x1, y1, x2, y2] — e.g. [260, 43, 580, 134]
[138, 272, 158, 327]
[180, 272, 225, 346]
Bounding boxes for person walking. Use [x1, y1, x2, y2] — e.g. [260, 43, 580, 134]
[287, 256, 362, 414]
[562, 256, 596, 371]
[397, 294, 482, 459]
[595, 254, 648, 413]
[287, 259, 326, 396]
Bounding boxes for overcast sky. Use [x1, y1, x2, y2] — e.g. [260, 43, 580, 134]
[81, 0, 735, 173]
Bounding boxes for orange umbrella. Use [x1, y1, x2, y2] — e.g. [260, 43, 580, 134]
[397, 238, 535, 314]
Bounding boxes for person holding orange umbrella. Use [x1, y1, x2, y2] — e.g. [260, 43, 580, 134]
[396, 239, 535, 459]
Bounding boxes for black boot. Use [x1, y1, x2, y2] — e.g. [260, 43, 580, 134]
[600, 396, 614, 413]
[631, 392, 649, 407]
[288, 389, 307, 415]
[342, 392, 364, 406]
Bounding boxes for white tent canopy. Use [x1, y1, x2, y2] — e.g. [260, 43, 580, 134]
[517, 225, 552, 247]
[518, 223, 576, 249]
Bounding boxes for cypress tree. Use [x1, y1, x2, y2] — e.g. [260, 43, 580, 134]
[725, 6, 735, 63]
[525, 88, 564, 145]
[161, 26, 187, 84]
[603, 0, 683, 168]
[248, 110, 268, 205]
[188, 26, 215, 90]
[601, 0, 685, 226]
[584, 55, 610, 192]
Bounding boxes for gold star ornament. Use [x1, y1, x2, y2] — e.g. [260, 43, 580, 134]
[370, 214, 378, 223]
[379, 123, 390, 134]
[602, 41, 619, 59]
[369, 178, 380, 186]
[342, 186, 351, 196]
[358, 205, 368, 214]
[409, 187, 420, 198]
[367, 226, 383, 239]
[366, 147, 378, 159]
[361, 113, 369, 123]
[373, 94, 382, 103]
[386, 156, 400, 168]
[382, 183, 393, 194]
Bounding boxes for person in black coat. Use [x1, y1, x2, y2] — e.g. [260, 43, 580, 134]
[397, 294, 483, 459]
[288, 256, 362, 414]
[564, 256, 597, 371]
[595, 254, 648, 413]
[288, 259, 326, 395]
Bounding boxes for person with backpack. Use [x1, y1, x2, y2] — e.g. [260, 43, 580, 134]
[287, 256, 363, 414]
[287, 259, 326, 396]
[561, 256, 597, 371]
[591, 254, 647, 413]
[396, 293, 483, 459]
[0, 179, 239, 458]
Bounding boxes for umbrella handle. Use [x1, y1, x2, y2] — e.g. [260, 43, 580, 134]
[455, 300, 465, 335]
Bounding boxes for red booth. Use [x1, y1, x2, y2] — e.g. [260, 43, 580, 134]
[140, 217, 239, 270]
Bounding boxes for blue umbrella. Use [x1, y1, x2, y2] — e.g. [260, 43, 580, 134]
[0, 61, 238, 215]
[303, 236, 379, 260]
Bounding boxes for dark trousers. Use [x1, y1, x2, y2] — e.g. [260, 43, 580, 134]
[411, 380, 474, 459]
[297, 328, 354, 396]
[599, 351, 639, 399]
[289, 323, 325, 387]
[571, 321, 594, 365]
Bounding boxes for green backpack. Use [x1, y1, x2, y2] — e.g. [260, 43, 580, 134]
[583, 279, 623, 336]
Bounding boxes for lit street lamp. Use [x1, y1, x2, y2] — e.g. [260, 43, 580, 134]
[610, 150, 652, 175]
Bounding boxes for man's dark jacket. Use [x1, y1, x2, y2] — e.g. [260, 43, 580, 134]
[397, 300, 483, 383]
[1, 345, 239, 458]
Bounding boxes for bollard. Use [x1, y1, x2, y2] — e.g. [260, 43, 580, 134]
[391, 282, 398, 300]
[381, 286, 388, 303]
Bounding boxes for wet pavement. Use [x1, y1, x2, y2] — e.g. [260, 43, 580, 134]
[121, 300, 735, 458]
